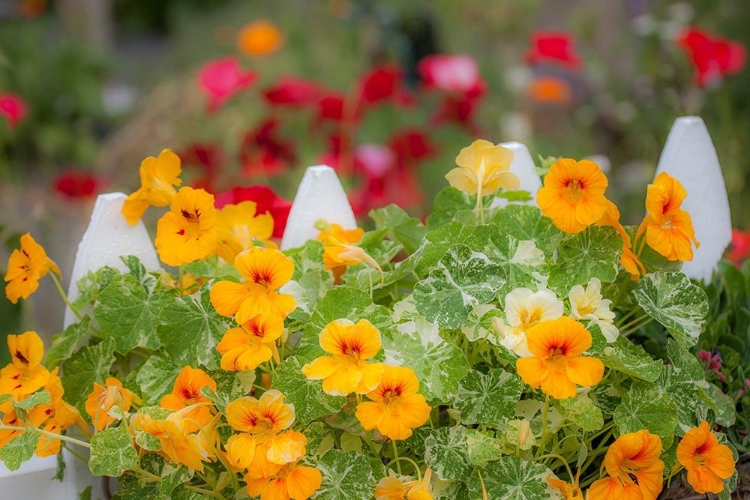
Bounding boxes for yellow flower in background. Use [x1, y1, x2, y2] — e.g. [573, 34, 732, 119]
[132, 411, 211, 471]
[121, 149, 182, 225]
[516, 317, 604, 399]
[596, 199, 645, 279]
[636, 172, 699, 262]
[0, 331, 50, 412]
[237, 20, 284, 57]
[244, 459, 322, 500]
[302, 319, 385, 396]
[375, 469, 434, 500]
[355, 365, 431, 441]
[216, 201, 276, 264]
[210, 247, 296, 324]
[445, 139, 519, 198]
[588, 430, 664, 500]
[155, 187, 218, 266]
[4, 233, 61, 304]
[85, 377, 139, 431]
[568, 278, 618, 342]
[217, 312, 284, 371]
[546, 477, 583, 500]
[492, 287, 564, 357]
[160, 366, 216, 429]
[677, 421, 735, 494]
[537, 158, 609, 234]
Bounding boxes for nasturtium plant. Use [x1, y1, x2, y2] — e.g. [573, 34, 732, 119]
[0, 141, 741, 500]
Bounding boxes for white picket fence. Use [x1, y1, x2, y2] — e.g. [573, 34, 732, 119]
[0, 116, 732, 498]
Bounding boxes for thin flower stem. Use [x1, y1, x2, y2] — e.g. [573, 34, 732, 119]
[388, 456, 422, 479]
[363, 432, 379, 455]
[391, 441, 402, 475]
[132, 465, 161, 482]
[185, 484, 227, 500]
[62, 442, 88, 463]
[537, 453, 574, 481]
[0, 424, 91, 449]
[618, 314, 651, 332]
[49, 272, 82, 321]
[535, 395, 550, 459]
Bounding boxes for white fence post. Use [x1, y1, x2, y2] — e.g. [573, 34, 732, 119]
[281, 165, 357, 250]
[492, 141, 541, 207]
[654, 116, 732, 282]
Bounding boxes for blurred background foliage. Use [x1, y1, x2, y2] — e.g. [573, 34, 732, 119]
[0, 0, 748, 355]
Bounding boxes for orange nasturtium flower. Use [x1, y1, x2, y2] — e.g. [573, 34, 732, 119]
[210, 246, 296, 324]
[318, 223, 367, 281]
[154, 186, 218, 267]
[85, 377, 139, 431]
[0, 411, 23, 447]
[677, 421, 735, 494]
[537, 158, 609, 234]
[237, 20, 284, 57]
[596, 199, 646, 279]
[225, 433, 258, 470]
[244, 459, 322, 500]
[132, 409, 212, 471]
[588, 430, 664, 500]
[121, 149, 182, 225]
[355, 365, 431, 441]
[29, 370, 85, 457]
[635, 172, 699, 262]
[375, 468, 434, 500]
[528, 76, 572, 104]
[217, 312, 284, 371]
[0, 331, 51, 412]
[160, 366, 217, 428]
[302, 319, 385, 396]
[546, 477, 582, 499]
[4, 233, 61, 304]
[445, 139, 520, 199]
[515, 317, 604, 399]
[216, 201, 276, 264]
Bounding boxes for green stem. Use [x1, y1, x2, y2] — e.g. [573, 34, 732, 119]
[363, 432, 379, 455]
[535, 395, 550, 459]
[0, 424, 91, 448]
[391, 441, 402, 475]
[185, 485, 227, 500]
[62, 442, 88, 463]
[49, 273, 82, 321]
[536, 453, 574, 481]
[388, 456, 422, 479]
[132, 465, 161, 482]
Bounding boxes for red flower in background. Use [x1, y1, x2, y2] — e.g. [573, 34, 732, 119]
[263, 77, 320, 107]
[524, 31, 582, 69]
[178, 143, 224, 191]
[388, 128, 438, 170]
[214, 185, 292, 238]
[677, 27, 746, 87]
[238, 118, 296, 177]
[0, 93, 28, 128]
[728, 229, 750, 266]
[53, 169, 100, 199]
[418, 54, 482, 95]
[316, 92, 346, 123]
[198, 57, 258, 112]
[357, 65, 412, 107]
[431, 92, 483, 133]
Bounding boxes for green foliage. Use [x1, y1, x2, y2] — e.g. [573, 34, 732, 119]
[272, 356, 346, 424]
[315, 450, 382, 500]
[548, 226, 622, 292]
[453, 370, 522, 426]
[61, 338, 117, 417]
[613, 380, 679, 448]
[468, 458, 562, 500]
[424, 426, 472, 480]
[0, 431, 40, 471]
[89, 425, 139, 477]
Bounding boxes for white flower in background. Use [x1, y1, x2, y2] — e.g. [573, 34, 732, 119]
[569, 278, 619, 342]
[492, 287, 564, 357]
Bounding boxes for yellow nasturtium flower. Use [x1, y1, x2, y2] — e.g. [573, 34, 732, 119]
[154, 186, 218, 266]
[537, 158, 609, 234]
[302, 319, 385, 396]
[217, 312, 284, 372]
[635, 172, 699, 262]
[210, 247, 296, 324]
[0, 331, 50, 412]
[29, 369, 85, 457]
[160, 366, 216, 429]
[375, 469, 434, 500]
[244, 459, 322, 500]
[85, 377, 139, 431]
[132, 410, 212, 472]
[121, 149, 182, 225]
[445, 139, 519, 199]
[355, 365, 431, 441]
[677, 421, 735, 495]
[216, 201, 276, 264]
[4, 233, 61, 304]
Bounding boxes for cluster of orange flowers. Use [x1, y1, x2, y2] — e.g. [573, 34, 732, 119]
[121, 149, 276, 268]
[537, 158, 699, 277]
[0, 332, 85, 456]
[550, 423, 735, 499]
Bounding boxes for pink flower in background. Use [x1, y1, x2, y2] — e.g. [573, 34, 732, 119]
[698, 350, 726, 383]
[238, 118, 296, 177]
[178, 143, 224, 191]
[53, 169, 100, 199]
[198, 57, 258, 112]
[678, 27, 746, 87]
[214, 185, 291, 238]
[418, 55, 482, 95]
[358, 65, 412, 107]
[0, 93, 27, 127]
[524, 31, 582, 69]
[388, 128, 438, 170]
[263, 77, 320, 107]
[728, 229, 750, 265]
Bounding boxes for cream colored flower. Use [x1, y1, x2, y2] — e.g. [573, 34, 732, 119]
[569, 278, 618, 342]
[492, 288, 564, 357]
